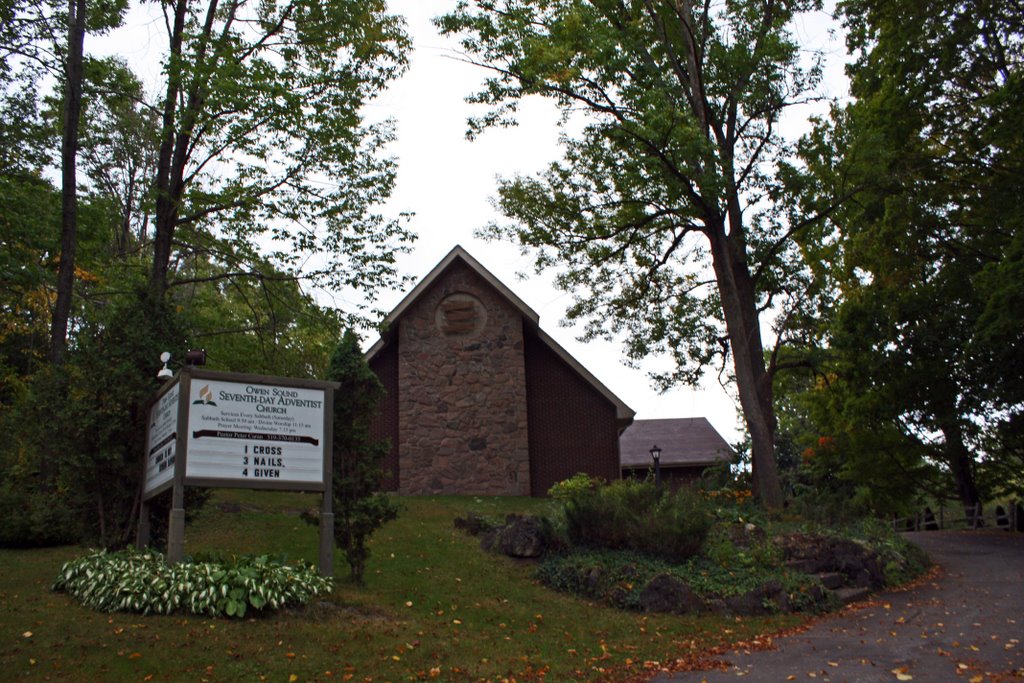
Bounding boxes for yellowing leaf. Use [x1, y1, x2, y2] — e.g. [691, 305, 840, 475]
[22, 631, 32, 638]
[289, 676, 298, 683]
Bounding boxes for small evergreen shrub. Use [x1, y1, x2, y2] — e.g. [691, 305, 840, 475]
[53, 548, 332, 617]
[561, 478, 712, 562]
[547, 472, 600, 501]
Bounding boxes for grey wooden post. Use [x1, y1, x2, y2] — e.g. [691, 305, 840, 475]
[318, 385, 336, 577]
[136, 499, 151, 549]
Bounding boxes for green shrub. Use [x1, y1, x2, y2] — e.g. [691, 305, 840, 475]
[547, 473, 599, 501]
[561, 479, 712, 562]
[0, 482, 79, 547]
[53, 548, 332, 617]
[537, 548, 828, 613]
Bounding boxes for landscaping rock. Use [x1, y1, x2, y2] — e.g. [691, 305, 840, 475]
[639, 573, 704, 614]
[496, 514, 548, 558]
[723, 580, 789, 616]
[777, 533, 885, 590]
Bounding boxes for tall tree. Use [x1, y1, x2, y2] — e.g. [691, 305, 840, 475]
[439, 0, 831, 507]
[147, 0, 412, 313]
[49, 0, 87, 363]
[50, 0, 127, 362]
[795, 0, 1023, 509]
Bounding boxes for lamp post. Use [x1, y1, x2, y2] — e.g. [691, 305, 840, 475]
[650, 444, 662, 489]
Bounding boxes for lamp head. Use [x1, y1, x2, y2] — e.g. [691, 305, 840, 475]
[157, 351, 173, 380]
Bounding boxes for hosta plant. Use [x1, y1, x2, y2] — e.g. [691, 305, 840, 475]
[53, 548, 332, 618]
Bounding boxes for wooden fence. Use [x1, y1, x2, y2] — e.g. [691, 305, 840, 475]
[892, 501, 1023, 532]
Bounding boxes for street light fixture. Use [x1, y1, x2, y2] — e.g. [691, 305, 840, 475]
[157, 352, 173, 380]
[650, 444, 662, 489]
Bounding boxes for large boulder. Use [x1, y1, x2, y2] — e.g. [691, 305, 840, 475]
[723, 580, 789, 616]
[496, 514, 550, 558]
[777, 533, 885, 589]
[638, 573, 704, 614]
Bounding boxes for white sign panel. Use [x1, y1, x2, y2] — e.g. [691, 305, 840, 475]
[145, 383, 180, 495]
[185, 379, 326, 485]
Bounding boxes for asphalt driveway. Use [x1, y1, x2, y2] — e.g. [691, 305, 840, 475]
[653, 531, 1024, 682]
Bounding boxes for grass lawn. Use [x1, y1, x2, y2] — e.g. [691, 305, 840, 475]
[1, 490, 809, 682]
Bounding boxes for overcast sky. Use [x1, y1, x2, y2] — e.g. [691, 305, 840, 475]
[96, 0, 850, 444]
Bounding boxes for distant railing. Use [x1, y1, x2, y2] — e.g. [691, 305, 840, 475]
[893, 501, 1023, 532]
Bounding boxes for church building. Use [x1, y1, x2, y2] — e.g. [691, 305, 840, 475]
[366, 246, 635, 496]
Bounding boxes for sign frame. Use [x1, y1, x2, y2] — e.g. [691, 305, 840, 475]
[138, 367, 340, 576]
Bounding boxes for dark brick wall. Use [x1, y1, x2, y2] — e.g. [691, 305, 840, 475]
[369, 339, 400, 492]
[524, 326, 622, 495]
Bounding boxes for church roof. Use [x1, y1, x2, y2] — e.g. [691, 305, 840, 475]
[619, 417, 734, 468]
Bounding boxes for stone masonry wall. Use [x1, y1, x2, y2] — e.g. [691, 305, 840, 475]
[396, 260, 531, 495]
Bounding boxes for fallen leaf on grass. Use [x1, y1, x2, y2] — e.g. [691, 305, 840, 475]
[22, 631, 32, 638]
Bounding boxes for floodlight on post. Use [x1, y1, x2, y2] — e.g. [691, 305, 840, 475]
[184, 349, 206, 366]
[650, 444, 662, 489]
[157, 352, 173, 380]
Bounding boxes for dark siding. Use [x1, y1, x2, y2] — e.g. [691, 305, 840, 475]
[524, 326, 621, 496]
[369, 338, 400, 491]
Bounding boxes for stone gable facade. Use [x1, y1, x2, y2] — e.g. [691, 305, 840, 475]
[367, 247, 634, 497]
[396, 260, 531, 495]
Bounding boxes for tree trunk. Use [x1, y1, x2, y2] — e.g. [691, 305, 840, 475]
[708, 224, 784, 509]
[50, 0, 87, 363]
[149, 0, 189, 302]
[940, 419, 980, 512]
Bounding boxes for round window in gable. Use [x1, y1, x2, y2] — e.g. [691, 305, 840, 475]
[435, 292, 487, 339]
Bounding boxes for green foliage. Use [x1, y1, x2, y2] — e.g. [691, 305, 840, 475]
[322, 329, 399, 583]
[546, 472, 598, 501]
[0, 288, 212, 549]
[791, 0, 1024, 508]
[53, 548, 332, 617]
[560, 478, 712, 563]
[0, 484, 79, 548]
[146, 0, 414, 304]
